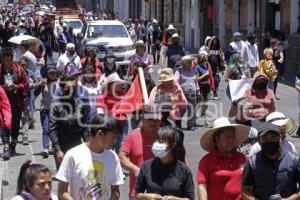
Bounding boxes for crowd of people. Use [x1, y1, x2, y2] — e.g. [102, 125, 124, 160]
[0, 3, 299, 200]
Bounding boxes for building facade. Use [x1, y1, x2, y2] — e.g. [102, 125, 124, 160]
[145, 0, 300, 75]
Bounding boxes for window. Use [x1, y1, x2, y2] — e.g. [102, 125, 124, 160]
[171, 0, 175, 22]
[179, 0, 183, 23]
[87, 25, 128, 38]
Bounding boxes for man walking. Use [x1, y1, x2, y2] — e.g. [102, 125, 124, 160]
[119, 104, 161, 199]
[56, 114, 124, 200]
[242, 123, 300, 200]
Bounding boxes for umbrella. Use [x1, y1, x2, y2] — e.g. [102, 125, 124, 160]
[8, 35, 42, 45]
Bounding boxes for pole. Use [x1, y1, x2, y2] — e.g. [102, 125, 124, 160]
[137, 67, 149, 104]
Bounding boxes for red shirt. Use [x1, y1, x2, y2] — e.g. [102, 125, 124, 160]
[197, 149, 246, 200]
[120, 128, 155, 197]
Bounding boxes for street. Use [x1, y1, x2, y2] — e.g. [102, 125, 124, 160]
[0, 63, 299, 200]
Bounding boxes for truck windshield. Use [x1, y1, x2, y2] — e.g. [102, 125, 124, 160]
[63, 21, 83, 29]
[87, 25, 128, 38]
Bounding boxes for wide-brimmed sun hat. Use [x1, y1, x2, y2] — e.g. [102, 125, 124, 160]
[179, 55, 195, 65]
[169, 33, 183, 41]
[104, 72, 125, 84]
[200, 117, 250, 151]
[266, 112, 296, 134]
[166, 24, 176, 32]
[132, 40, 146, 49]
[159, 68, 175, 82]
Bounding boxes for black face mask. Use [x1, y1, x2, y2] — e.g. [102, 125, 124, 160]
[254, 83, 267, 90]
[261, 141, 280, 155]
[68, 50, 75, 56]
[173, 41, 179, 45]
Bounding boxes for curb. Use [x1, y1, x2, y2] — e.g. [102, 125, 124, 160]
[0, 161, 3, 200]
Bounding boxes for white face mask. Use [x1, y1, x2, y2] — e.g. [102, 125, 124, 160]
[152, 141, 169, 158]
[106, 58, 115, 64]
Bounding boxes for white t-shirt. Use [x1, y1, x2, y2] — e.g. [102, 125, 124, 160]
[249, 138, 298, 157]
[243, 41, 259, 68]
[56, 53, 81, 74]
[230, 40, 246, 58]
[23, 51, 37, 73]
[55, 143, 124, 200]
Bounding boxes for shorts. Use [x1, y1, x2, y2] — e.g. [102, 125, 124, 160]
[199, 84, 210, 101]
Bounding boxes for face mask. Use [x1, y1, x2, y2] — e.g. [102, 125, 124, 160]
[255, 83, 267, 90]
[68, 50, 75, 56]
[106, 58, 115, 64]
[173, 41, 179, 45]
[152, 141, 169, 158]
[261, 141, 280, 155]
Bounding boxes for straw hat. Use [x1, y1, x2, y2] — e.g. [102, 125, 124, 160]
[266, 112, 296, 134]
[179, 55, 195, 65]
[132, 40, 146, 49]
[166, 24, 176, 32]
[152, 19, 158, 24]
[104, 73, 124, 84]
[169, 33, 182, 41]
[159, 68, 175, 82]
[200, 117, 250, 151]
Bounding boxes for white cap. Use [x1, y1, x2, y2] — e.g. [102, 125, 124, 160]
[66, 43, 75, 49]
[234, 32, 243, 37]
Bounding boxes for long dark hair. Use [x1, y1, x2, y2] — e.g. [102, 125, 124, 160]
[156, 126, 186, 163]
[16, 160, 51, 194]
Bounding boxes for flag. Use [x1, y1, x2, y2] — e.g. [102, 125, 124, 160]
[114, 75, 144, 116]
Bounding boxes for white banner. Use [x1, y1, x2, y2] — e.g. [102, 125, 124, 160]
[229, 78, 254, 102]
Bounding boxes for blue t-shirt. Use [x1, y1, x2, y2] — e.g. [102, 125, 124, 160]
[195, 64, 209, 83]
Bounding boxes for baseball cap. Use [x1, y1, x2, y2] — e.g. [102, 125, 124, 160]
[142, 104, 162, 120]
[47, 65, 57, 73]
[234, 32, 243, 37]
[257, 122, 280, 137]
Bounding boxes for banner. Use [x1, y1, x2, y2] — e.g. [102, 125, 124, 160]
[229, 78, 253, 102]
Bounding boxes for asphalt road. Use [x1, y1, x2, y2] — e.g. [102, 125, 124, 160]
[1, 63, 300, 200]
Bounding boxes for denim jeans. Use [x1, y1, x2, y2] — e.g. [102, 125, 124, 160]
[268, 81, 274, 91]
[1, 105, 22, 144]
[40, 109, 50, 150]
[113, 121, 128, 154]
[24, 90, 35, 118]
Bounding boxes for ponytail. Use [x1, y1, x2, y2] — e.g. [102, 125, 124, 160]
[16, 160, 51, 195]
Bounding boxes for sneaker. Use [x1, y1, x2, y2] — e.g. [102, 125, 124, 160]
[41, 149, 49, 158]
[2, 147, 10, 161]
[22, 134, 29, 145]
[49, 149, 54, 155]
[9, 143, 16, 156]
